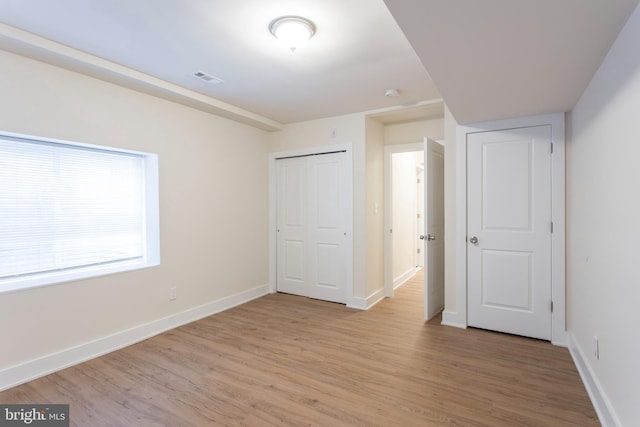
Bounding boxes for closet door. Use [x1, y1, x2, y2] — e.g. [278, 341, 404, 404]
[276, 152, 348, 303]
[276, 157, 307, 297]
[307, 152, 348, 303]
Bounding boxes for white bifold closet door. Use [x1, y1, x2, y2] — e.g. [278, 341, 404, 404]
[276, 152, 349, 304]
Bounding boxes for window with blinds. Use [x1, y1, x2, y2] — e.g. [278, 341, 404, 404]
[0, 133, 160, 292]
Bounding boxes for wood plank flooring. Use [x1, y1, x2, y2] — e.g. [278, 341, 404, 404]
[0, 271, 598, 426]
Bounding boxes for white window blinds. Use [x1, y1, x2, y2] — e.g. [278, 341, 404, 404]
[0, 135, 146, 281]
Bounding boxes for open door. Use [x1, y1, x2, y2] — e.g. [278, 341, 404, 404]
[423, 138, 445, 320]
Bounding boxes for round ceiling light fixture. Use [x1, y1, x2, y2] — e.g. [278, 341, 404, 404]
[385, 89, 400, 97]
[269, 16, 316, 52]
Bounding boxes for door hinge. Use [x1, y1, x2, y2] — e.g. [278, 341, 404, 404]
[417, 213, 421, 219]
[550, 300, 554, 313]
[551, 221, 554, 233]
[551, 142, 554, 154]
[389, 228, 393, 234]
[417, 178, 421, 184]
[417, 248, 421, 254]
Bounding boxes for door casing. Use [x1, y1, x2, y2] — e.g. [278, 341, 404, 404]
[450, 113, 567, 346]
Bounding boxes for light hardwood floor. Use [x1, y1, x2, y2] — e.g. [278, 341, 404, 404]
[0, 271, 598, 426]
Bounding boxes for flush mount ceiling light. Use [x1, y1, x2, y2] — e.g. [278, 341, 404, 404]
[385, 89, 400, 97]
[269, 16, 316, 52]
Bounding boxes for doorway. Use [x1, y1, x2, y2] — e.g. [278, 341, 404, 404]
[389, 149, 423, 290]
[384, 140, 444, 320]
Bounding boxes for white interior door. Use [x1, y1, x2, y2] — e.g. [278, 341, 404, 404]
[467, 125, 552, 340]
[423, 138, 445, 320]
[416, 167, 425, 268]
[307, 153, 348, 303]
[276, 157, 307, 297]
[276, 152, 348, 304]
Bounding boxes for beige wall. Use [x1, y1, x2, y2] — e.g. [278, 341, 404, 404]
[0, 50, 270, 370]
[443, 106, 458, 315]
[384, 117, 444, 145]
[268, 114, 364, 153]
[365, 117, 385, 297]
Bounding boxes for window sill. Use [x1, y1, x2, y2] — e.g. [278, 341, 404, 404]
[0, 258, 160, 294]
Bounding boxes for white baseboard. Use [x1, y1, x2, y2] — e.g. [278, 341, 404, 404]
[366, 288, 385, 309]
[347, 288, 385, 311]
[0, 283, 270, 392]
[393, 268, 417, 290]
[569, 334, 620, 427]
[441, 310, 467, 329]
[551, 330, 569, 348]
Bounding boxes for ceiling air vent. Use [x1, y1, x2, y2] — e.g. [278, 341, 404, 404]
[192, 71, 224, 85]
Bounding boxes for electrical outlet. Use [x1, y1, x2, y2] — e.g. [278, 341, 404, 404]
[594, 336, 599, 360]
[169, 287, 177, 301]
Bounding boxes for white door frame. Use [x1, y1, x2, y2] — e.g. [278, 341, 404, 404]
[383, 142, 424, 298]
[452, 113, 567, 346]
[269, 144, 354, 304]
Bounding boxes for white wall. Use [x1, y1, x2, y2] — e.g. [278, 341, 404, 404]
[0, 50, 270, 375]
[391, 152, 419, 282]
[567, 4, 640, 426]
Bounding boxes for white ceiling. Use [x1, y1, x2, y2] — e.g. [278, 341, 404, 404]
[1, 1, 639, 128]
[384, 0, 640, 124]
[0, 0, 440, 127]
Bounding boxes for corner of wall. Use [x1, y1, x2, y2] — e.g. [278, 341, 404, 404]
[568, 334, 621, 427]
[443, 105, 458, 314]
[364, 117, 385, 297]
